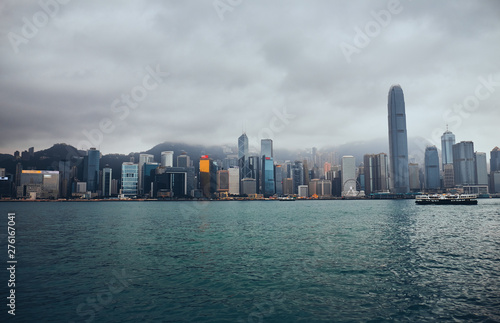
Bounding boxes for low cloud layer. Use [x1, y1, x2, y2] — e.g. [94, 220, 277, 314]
[1, 0, 499, 156]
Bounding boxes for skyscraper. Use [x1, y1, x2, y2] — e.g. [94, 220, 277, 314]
[238, 133, 250, 189]
[363, 153, 389, 195]
[161, 151, 174, 167]
[261, 139, 275, 196]
[138, 154, 154, 195]
[490, 147, 500, 193]
[424, 146, 440, 190]
[474, 152, 488, 186]
[441, 128, 455, 169]
[387, 85, 409, 193]
[83, 148, 100, 193]
[238, 133, 249, 160]
[102, 167, 112, 197]
[121, 162, 138, 197]
[452, 141, 476, 185]
[490, 147, 500, 173]
[177, 153, 191, 168]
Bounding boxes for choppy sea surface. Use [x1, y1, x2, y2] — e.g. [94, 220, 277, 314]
[0, 199, 499, 322]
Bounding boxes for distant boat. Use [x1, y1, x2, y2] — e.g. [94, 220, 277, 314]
[415, 194, 478, 205]
[278, 196, 296, 201]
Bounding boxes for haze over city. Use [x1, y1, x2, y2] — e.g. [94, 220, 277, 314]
[1, 0, 499, 156]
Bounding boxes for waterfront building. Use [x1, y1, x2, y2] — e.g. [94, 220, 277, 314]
[424, 146, 440, 190]
[121, 162, 138, 197]
[58, 160, 71, 198]
[161, 151, 174, 167]
[363, 153, 389, 195]
[83, 148, 100, 193]
[102, 167, 112, 197]
[228, 167, 240, 195]
[17, 170, 59, 199]
[143, 162, 160, 197]
[408, 163, 421, 191]
[441, 128, 455, 169]
[199, 155, 216, 198]
[241, 178, 257, 196]
[292, 161, 304, 194]
[490, 147, 500, 193]
[298, 185, 308, 198]
[452, 141, 476, 185]
[388, 85, 410, 193]
[177, 153, 191, 168]
[283, 178, 294, 196]
[217, 170, 229, 192]
[155, 166, 195, 198]
[138, 154, 154, 195]
[443, 164, 455, 189]
[474, 152, 488, 186]
[261, 139, 275, 196]
[275, 164, 283, 196]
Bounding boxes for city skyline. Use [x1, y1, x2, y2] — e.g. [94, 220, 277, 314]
[1, 1, 499, 155]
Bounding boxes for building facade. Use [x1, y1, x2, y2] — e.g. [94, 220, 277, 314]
[121, 162, 138, 197]
[452, 141, 476, 185]
[424, 146, 440, 190]
[387, 85, 410, 193]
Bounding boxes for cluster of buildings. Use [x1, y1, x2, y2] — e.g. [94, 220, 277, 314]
[1, 85, 499, 200]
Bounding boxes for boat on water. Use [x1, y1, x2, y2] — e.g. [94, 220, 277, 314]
[415, 194, 478, 205]
[278, 196, 296, 201]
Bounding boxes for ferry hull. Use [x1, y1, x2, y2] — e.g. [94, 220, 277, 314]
[415, 199, 477, 205]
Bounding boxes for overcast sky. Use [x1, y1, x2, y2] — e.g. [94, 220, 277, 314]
[1, 0, 499, 157]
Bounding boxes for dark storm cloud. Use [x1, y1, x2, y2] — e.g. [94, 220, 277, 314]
[0, 0, 499, 156]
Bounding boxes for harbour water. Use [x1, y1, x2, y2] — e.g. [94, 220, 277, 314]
[0, 199, 499, 322]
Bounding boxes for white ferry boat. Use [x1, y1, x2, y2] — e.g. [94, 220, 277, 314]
[415, 194, 478, 205]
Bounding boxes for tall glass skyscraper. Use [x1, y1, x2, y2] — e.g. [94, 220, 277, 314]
[238, 133, 249, 160]
[452, 141, 476, 185]
[121, 162, 138, 197]
[261, 139, 274, 196]
[441, 128, 455, 170]
[424, 146, 440, 190]
[83, 148, 100, 193]
[388, 85, 409, 193]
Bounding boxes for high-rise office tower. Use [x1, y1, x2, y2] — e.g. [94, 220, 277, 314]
[228, 167, 240, 195]
[341, 155, 357, 196]
[292, 161, 304, 194]
[143, 162, 159, 197]
[441, 128, 455, 169]
[121, 162, 138, 197]
[177, 153, 191, 168]
[491, 147, 500, 172]
[199, 155, 216, 198]
[452, 141, 476, 185]
[408, 163, 421, 191]
[275, 164, 283, 196]
[238, 133, 250, 187]
[261, 139, 273, 158]
[424, 146, 440, 190]
[138, 154, 154, 195]
[388, 85, 410, 193]
[474, 152, 488, 186]
[238, 133, 249, 160]
[363, 153, 389, 195]
[161, 151, 174, 167]
[442, 164, 455, 189]
[58, 160, 71, 198]
[490, 147, 500, 193]
[83, 148, 100, 193]
[102, 167, 112, 197]
[261, 139, 275, 196]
